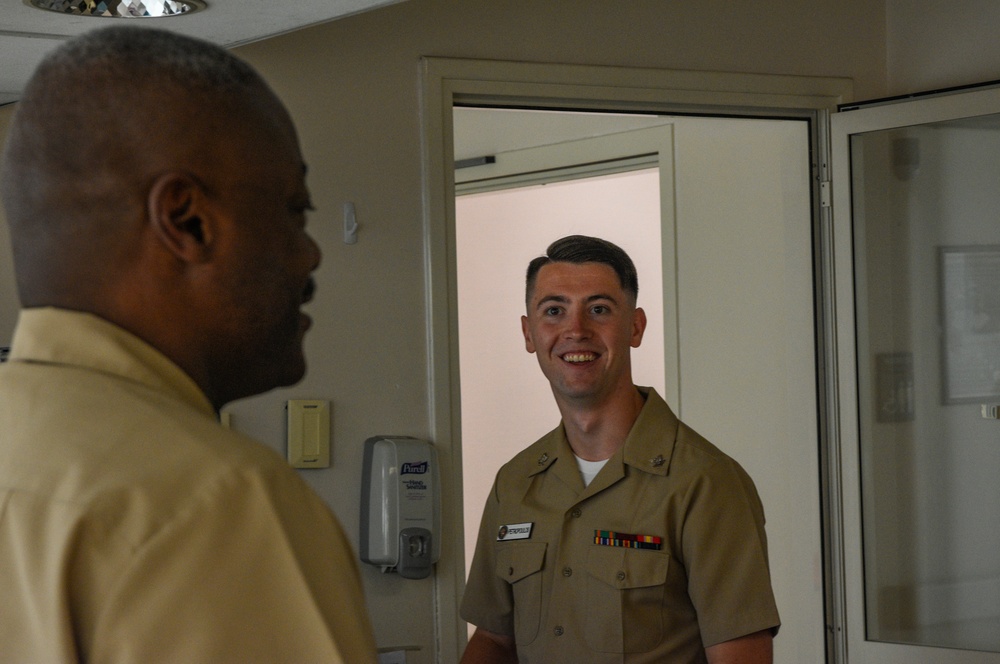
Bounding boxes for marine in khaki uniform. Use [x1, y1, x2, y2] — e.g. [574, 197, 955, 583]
[460, 235, 780, 663]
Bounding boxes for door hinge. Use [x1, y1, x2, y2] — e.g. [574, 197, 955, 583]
[820, 180, 832, 208]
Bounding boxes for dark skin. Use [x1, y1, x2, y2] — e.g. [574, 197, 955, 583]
[5, 73, 320, 412]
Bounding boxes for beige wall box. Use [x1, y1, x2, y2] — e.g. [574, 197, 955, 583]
[286, 400, 331, 468]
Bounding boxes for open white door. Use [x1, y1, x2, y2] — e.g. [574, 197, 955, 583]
[667, 116, 823, 664]
[831, 86, 1000, 663]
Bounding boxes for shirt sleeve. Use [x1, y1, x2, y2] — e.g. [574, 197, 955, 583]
[679, 457, 781, 648]
[89, 463, 378, 664]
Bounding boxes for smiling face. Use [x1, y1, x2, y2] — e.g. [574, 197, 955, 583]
[521, 261, 646, 410]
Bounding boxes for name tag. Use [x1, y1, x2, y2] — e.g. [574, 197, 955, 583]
[497, 522, 533, 541]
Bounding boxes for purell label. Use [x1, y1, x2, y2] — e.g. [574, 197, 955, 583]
[401, 461, 428, 474]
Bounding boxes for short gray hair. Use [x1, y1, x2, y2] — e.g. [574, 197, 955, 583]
[1, 25, 273, 227]
[30, 24, 262, 93]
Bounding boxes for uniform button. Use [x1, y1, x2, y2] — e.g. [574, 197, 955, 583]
[508, 567, 514, 576]
[562, 567, 573, 577]
[571, 507, 582, 518]
[616, 571, 626, 582]
[554, 626, 564, 636]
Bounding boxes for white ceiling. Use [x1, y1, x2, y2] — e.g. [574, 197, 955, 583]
[0, 0, 406, 106]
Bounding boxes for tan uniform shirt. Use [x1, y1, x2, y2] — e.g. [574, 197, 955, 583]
[0, 308, 377, 663]
[461, 387, 780, 663]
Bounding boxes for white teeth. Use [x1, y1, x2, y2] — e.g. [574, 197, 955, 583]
[563, 353, 596, 363]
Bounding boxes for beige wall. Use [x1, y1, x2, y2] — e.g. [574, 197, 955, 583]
[887, 0, 1000, 96]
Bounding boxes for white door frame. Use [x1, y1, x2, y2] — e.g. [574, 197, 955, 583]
[419, 56, 852, 663]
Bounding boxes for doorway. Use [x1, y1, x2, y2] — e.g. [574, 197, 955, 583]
[453, 108, 824, 663]
[419, 56, 849, 664]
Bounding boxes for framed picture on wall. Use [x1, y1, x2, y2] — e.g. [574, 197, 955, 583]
[940, 245, 1000, 403]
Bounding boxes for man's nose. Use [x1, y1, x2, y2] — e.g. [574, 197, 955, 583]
[562, 309, 591, 338]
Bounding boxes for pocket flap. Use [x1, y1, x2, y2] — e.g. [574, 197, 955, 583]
[586, 545, 669, 589]
[495, 542, 547, 584]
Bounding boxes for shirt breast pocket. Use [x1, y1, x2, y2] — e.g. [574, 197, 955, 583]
[585, 545, 670, 653]
[494, 542, 547, 645]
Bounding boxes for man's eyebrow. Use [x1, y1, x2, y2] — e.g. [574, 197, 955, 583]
[534, 294, 569, 311]
[533, 293, 620, 311]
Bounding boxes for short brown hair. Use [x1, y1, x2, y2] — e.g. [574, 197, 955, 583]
[525, 235, 639, 305]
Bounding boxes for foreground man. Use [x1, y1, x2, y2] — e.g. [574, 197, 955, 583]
[0, 26, 376, 662]
[461, 235, 779, 663]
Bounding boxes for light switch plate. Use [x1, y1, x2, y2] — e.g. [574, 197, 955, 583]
[287, 400, 331, 468]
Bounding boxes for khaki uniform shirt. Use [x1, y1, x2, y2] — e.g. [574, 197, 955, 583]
[461, 387, 780, 663]
[0, 308, 377, 663]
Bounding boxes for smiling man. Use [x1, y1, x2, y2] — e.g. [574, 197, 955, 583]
[460, 235, 780, 663]
[0, 26, 376, 662]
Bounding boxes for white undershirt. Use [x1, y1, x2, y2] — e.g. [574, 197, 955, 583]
[574, 454, 610, 487]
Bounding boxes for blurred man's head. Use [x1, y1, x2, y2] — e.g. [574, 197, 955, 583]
[0, 26, 321, 408]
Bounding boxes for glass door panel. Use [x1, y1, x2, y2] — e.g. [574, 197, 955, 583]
[832, 88, 1000, 662]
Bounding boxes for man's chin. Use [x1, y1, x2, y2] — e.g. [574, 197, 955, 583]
[551, 382, 600, 403]
[278, 355, 308, 387]
[256, 351, 308, 394]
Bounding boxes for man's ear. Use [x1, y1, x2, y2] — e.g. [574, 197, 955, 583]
[147, 172, 214, 262]
[630, 307, 647, 348]
[521, 315, 536, 354]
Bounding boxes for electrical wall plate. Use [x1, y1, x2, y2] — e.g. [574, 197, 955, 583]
[286, 400, 331, 468]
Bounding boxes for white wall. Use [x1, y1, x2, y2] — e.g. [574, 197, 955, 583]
[455, 168, 665, 583]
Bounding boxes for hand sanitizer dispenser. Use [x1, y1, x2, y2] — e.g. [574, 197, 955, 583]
[360, 436, 441, 579]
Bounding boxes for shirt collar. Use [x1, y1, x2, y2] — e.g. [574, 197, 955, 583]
[9, 307, 215, 417]
[527, 386, 680, 482]
[621, 387, 679, 476]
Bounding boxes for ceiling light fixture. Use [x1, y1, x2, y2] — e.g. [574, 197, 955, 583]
[26, 0, 206, 18]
